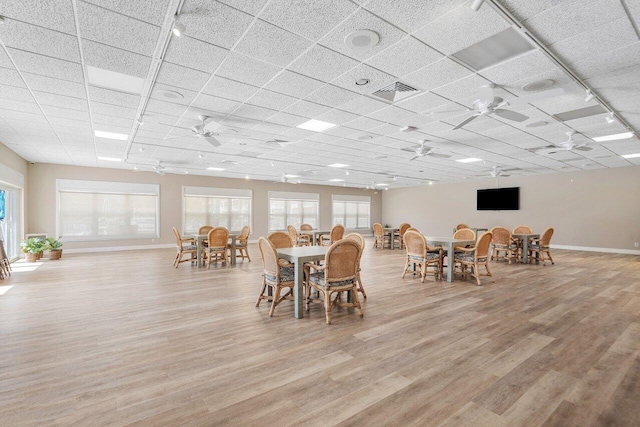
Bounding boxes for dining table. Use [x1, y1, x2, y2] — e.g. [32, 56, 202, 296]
[512, 233, 540, 264]
[425, 236, 476, 283]
[192, 233, 238, 267]
[299, 229, 331, 246]
[277, 246, 328, 318]
[385, 227, 400, 249]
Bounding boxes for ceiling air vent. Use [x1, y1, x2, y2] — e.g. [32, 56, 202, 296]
[371, 81, 420, 103]
[451, 27, 534, 71]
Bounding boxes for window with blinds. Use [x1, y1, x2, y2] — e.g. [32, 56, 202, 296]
[332, 195, 371, 229]
[57, 180, 159, 240]
[268, 191, 319, 231]
[183, 186, 252, 234]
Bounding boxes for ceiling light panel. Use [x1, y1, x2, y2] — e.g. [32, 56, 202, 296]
[451, 28, 535, 71]
[297, 119, 337, 132]
[94, 130, 129, 140]
[592, 132, 634, 142]
[87, 66, 145, 95]
[456, 158, 483, 163]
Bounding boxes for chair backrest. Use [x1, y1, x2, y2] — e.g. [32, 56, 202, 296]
[399, 223, 411, 236]
[287, 225, 298, 243]
[403, 230, 426, 258]
[330, 224, 345, 241]
[198, 225, 213, 235]
[406, 227, 420, 234]
[258, 237, 278, 278]
[476, 232, 493, 258]
[456, 223, 470, 231]
[267, 231, 293, 249]
[238, 225, 250, 243]
[513, 225, 533, 234]
[453, 228, 476, 241]
[207, 227, 229, 248]
[172, 227, 183, 245]
[372, 223, 383, 237]
[344, 232, 365, 265]
[540, 227, 554, 246]
[300, 223, 313, 231]
[490, 226, 511, 246]
[325, 239, 359, 283]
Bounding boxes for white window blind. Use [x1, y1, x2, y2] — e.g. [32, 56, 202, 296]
[268, 191, 319, 231]
[57, 180, 159, 240]
[183, 186, 252, 233]
[332, 195, 371, 229]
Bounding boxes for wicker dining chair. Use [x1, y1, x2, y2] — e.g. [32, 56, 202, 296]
[267, 231, 294, 267]
[372, 223, 390, 249]
[299, 223, 313, 245]
[453, 232, 493, 286]
[172, 227, 197, 268]
[256, 237, 295, 317]
[198, 225, 213, 258]
[0, 239, 11, 279]
[395, 223, 411, 249]
[456, 223, 470, 231]
[344, 232, 366, 299]
[205, 227, 230, 267]
[230, 225, 251, 262]
[402, 230, 442, 282]
[305, 238, 362, 324]
[321, 224, 345, 247]
[288, 225, 309, 247]
[528, 227, 555, 266]
[512, 225, 534, 261]
[490, 226, 519, 264]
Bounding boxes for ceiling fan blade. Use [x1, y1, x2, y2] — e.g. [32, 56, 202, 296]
[401, 147, 417, 153]
[409, 155, 420, 161]
[574, 145, 592, 151]
[164, 134, 195, 140]
[452, 114, 479, 130]
[478, 85, 494, 104]
[493, 109, 529, 122]
[428, 153, 451, 158]
[507, 87, 566, 107]
[204, 136, 221, 147]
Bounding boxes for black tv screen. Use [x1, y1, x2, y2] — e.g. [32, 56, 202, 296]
[477, 187, 519, 210]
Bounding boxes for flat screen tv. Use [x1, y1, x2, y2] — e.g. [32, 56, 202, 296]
[477, 187, 519, 211]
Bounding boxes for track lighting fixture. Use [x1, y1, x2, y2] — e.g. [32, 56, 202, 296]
[470, 0, 485, 11]
[605, 112, 615, 124]
[584, 89, 594, 102]
[172, 17, 185, 37]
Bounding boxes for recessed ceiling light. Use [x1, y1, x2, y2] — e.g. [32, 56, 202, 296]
[456, 157, 483, 163]
[94, 130, 129, 140]
[138, 147, 145, 152]
[207, 167, 225, 171]
[156, 89, 184, 100]
[428, 181, 433, 185]
[87, 66, 144, 95]
[522, 79, 554, 92]
[328, 163, 349, 168]
[329, 179, 344, 182]
[377, 183, 389, 186]
[355, 78, 370, 86]
[525, 121, 548, 128]
[344, 29, 380, 50]
[184, 170, 189, 174]
[97, 156, 122, 162]
[297, 119, 337, 132]
[592, 132, 634, 142]
[245, 175, 250, 180]
[622, 153, 640, 159]
[172, 17, 185, 37]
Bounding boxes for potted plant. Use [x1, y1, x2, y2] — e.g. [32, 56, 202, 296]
[21, 237, 46, 262]
[45, 237, 63, 260]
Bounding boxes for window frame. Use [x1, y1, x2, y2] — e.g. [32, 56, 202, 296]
[268, 191, 319, 231]
[182, 186, 253, 234]
[331, 195, 371, 230]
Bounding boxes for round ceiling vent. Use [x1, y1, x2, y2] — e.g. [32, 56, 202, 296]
[525, 121, 549, 128]
[344, 29, 380, 50]
[156, 89, 184, 100]
[522, 79, 554, 92]
[355, 78, 370, 86]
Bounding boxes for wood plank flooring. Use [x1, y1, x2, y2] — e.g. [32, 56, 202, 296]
[0, 242, 639, 426]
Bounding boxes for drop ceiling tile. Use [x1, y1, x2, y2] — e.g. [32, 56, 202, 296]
[265, 70, 324, 99]
[48, 116, 93, 129]
[331, 64, 397, 96]
[365, 0, 466, 33]
[156, 62, 211, 91]
[2, 20, 80, 62]
[414, 3, 510, 55]
[201, 76, 259, 102]
[319, 8, 406, 62]
[0, 99, 40, 115]
[22, 73, 86, 98]
[288, 45, 359, 82]
[189, 93, 239, 115]
[89, 86, 140, 109]
[367, 36, 443, 79]
[82, 40, 151, 78]
[498, 0, 571, 21]
[395, 91, 451, 114]
[432, 73, 492, 104]
[315, 109, 360, 125]
[572, 42, 640, 80]
[90, 101, 136, 119]
[265, 112, 308, 127]
[404, 58, 473, 92]
[178, 0, 254, 49]
[229, 104, 278, 121]
[216, 52, 282, 87]
[252, 121, 290, 134]
[245, 89, 298, 111]
[336, 95, 388, 116]
[92, 113, 134, 129]
[304, 84, 359, 108]
[342, 116, 385, 131]
[7, 48, 84, 83]
[42, 105, 91, 121]
[164, 36, 228, 73]
[367, 105, 416, 125]
[480, 50, 558, 88]
[0, 85, 35, 102]
[523, 0, 626, 46]
[76, 1, 159, 56]
[1, 0, 76, 34]
[282, 100, 332, 118]
[235, 19, 312, 68]
[82, 0, 171, 26]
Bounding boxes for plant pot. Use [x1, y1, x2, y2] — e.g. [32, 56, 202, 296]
[49, 249, 62, 260]
[36, 252, 43, 260]
[25, 252, 39, 263]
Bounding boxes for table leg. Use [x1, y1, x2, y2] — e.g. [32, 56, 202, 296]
[230, 238, 236, 265]
[522, 238, 529, 264]
[446, 242, 454, 282]
[197, 237, 203, 268]
[390, 232, 395, 250]
[294, 261, 304, 319]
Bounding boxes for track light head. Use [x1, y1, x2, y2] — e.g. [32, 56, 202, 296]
[584, 89, 594, 102]
[605, 112, 615, 124]
[470, 0, 485, 11]
[172, 21, 185, 37]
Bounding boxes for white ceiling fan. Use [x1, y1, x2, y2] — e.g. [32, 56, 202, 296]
[165, 115, 238, 147]
[533, 131, 592, 154]
[452, 84, 565, 130]
[275, 173, 299, 184]
[489, 166, 518, 177]
[132, 160, 182, 175]
[402, 140, 451, 160]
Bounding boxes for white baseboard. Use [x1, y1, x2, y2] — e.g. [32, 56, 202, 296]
[64, 244, 174, 254]
[551, 244, 640, 255]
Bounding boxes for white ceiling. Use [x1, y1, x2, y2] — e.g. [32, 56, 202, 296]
[0, 0, 639, 188]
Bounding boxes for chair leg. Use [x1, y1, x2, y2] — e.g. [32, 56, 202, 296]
[324, 290, 332, 324]
[357, 273, 367, 299]
[352, 287, 363, 318]
[174, 252, 180, 268]
[547, 250, 554, 265]
[420, 262, 426, 283]
[256, 280, 267, 307]
[245, 248, 251, 262]
[269, 286, 281, 317]
[401, 259, 410, 278]
[485, 260, 492, 278]
[473, 262, 481, 286]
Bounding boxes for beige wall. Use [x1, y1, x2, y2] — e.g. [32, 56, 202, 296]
[27, 163, 382, 249]
[383, 165, 640, 252]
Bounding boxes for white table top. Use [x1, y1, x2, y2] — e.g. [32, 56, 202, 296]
[277, 246, 328, 258]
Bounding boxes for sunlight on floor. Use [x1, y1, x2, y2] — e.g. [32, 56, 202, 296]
[0, 285, 13, 295]
[8, 260, 43, 273]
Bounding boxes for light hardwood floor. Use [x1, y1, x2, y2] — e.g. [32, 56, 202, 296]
[1, 242, 639, 426]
